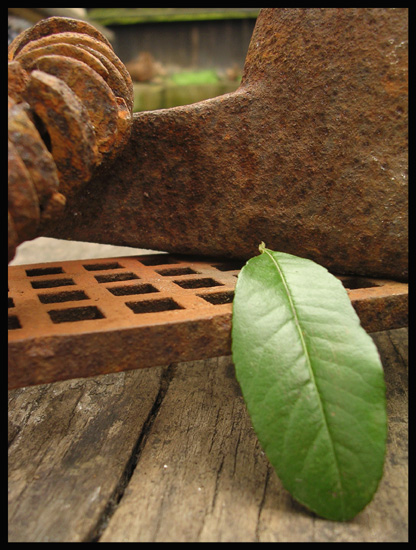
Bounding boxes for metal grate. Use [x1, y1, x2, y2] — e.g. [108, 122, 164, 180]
[8, 254, 408, 389]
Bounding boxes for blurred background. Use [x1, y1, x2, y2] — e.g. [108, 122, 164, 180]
[8, 8, 259, 111]
[8, 7, 259, 265]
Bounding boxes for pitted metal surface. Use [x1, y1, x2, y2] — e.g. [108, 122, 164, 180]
[8, 255, 408, 389]
[41, 8, 408, 282]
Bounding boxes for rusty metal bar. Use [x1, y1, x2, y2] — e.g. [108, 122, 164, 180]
[40, 8, 408, 282]
[8, 255, 408, 389]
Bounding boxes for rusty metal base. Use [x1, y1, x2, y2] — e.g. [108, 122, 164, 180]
[8, 254, 408, 389]
[41, 8, 408, 283]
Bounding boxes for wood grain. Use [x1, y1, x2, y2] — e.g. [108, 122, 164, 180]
[8, 328, 408, 542]
[8, 366, 164, 542]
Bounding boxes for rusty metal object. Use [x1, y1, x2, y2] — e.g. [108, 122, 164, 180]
[8, 15, 114, 60]
[8, 254, 408, 389]
[8, 139, 40, 247]
[41, 8, 407, 282]
[77, 45, 133, 116]
[32, 55, 120, 154]
[111, 97, 134, 159]
[8, 97, 65, 219]
[339, 276, 408, 334]
[15, 32, 133, 112]
[8, 17, 133, 262]
[16, 43, 110, 85]
[7, 61, 29, 103]
[24, 70, 99, 194]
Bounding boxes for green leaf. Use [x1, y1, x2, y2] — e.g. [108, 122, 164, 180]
[231, 247, 387, 521]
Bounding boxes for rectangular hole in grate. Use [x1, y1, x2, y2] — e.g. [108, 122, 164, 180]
[31, 278, 75, 289]
[156, 267, 199, 276]
[38, 290, 89, 304]
[107, 284, 159, 296]
[83, 262, 123, 271]
[198, 291, 234, 305]
[340, 277, 381, 290]
[174, 277, 224, 289]
[139, 255, 179, 266]
[212, 261, 245, 271]
[8, 297, 15, 308]
[126, 297, 183, 314]
[95, 272, 139, 283]
[48, 305, 104, 324]
[8, 315, 21, 330]
[25, 266, 64, 276]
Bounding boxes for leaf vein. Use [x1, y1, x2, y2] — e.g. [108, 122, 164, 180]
[262, 248, 346, 517]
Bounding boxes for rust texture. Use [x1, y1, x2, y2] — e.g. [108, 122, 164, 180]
[8, 97, 66, 225]
[15, 32, 133, 112]
[42, 8, 407, 282]
[16, 43, 111, 81]
[7, 61, 29, 103]
[24, 70, 100, 193]
[8, 255, 408, 389]
[29, 55, 120, 155]
[7, 17, 133, 262]
[7, 15, 115, 59]
[8, 139, 40, 243]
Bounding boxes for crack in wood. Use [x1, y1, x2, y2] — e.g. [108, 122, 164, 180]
[255, 466, 271, 541]
[86, 363, 177, 543]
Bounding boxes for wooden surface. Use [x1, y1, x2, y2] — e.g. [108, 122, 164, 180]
[8, 328, 408, 542]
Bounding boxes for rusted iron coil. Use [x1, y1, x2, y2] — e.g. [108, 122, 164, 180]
[8, 17, 134, 263]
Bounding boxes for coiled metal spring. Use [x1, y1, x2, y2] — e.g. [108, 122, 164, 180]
[8, 16, 134, 262]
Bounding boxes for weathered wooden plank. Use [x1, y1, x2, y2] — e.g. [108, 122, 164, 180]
[8, 328, 408, 542]
[99, 355, 270, 542]
[8, 366, 164, 542]
[100, 328, 408, 543]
